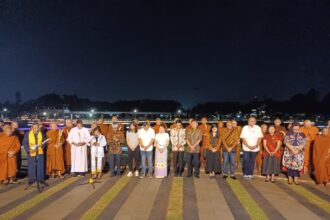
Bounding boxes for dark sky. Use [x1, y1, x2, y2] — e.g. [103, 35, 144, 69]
[1, 0, 330, 107]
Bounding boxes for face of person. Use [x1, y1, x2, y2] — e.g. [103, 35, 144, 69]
[156, 119, 161, 126]
[129, 124, 136, 131]
[97, 118, 104, 124]
[232, 120, 238, 127]
[268, 126, 275, 135]
[274, 119, 281, 126]
[93, 130, 100, 136]
[226, 121, 233, 129]
[218, 121, 224, 128]
[328, 120, 330, 127]
[201, 118, 207, 124]
[50, 123, 57, 130]
[3, 127, 12, 136]
[292, 125, 300, 133]
[192, 121, 198, 129]
[112, 116, 118, 123]
[65, 120, 73, 127]
[32, 124, 39, 133]
[322, 128, 329, 136]
[159, 126, 165, 133]
[248, 117, 257, 127]
[91, 123, 97, 129]
[11, 122, 19, 130]
[261, 124, 268, 133]
[144, 124, 150, 130]
[76, 123, 83, 129]
[212, 126, 218, 133]
[176, 123, 182, 129]
[304, 120, 311, 128]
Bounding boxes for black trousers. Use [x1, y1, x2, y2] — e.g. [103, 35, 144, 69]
[187, 153, 200, 176]
[128, 147, 141, 172]
[172, 151, 184, 175]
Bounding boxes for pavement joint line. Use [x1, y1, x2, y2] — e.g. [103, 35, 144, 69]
[238, 177, 286, 220]
[0, 177, 77, 220]
[80, 176, 130, 220]
[227, 177, 268, 220]
[276, 180, 330, 219]
[287, 184, 330, 214]
[166, 177, 183, 220]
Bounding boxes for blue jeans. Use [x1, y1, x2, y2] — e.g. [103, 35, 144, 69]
[141, 150, 153, 176]
[109, 154, 121, 175]
[223, 151, 236, 176]
[243, 151, 257, 175]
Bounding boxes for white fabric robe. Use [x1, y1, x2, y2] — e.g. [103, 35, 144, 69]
[67, 127, 90, 172]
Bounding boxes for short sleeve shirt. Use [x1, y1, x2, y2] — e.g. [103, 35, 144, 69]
[240, 125, 263, 152]
[138, 127, 155, 151]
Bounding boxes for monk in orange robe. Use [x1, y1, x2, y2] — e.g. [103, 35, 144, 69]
[154, 118, 167, 134]
[0, 126, 21, 184]
[218, 120, 228, 137]
[255, 124, 267, 172]
[313, 127, 330, 187]
[62, 119, 73, 172]
[97, 118, 109, 135]
[198, 117, 211, 166]
[231, 119, 242, 168]
[46, 123, 65, 178]
[299, 120, 319, 172]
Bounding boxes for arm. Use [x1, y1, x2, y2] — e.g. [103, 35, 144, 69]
[263, 139, 271, 155]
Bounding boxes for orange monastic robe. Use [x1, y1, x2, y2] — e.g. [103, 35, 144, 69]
[198, 124, 211, 164]
[313, 134, 330, 184]
[62, 127, 72, 166]
[46, 130, 65, 175]
[255, 131, 267, 172]
[299, 126, 319, 168]
[0, 134, 20, 181]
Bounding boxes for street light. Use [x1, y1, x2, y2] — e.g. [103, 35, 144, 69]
[3, 108, 7, 112]
[43, 112, 47, 116]
[177, 109, 181, 114]
[91, 109, 95, 113]
[133, 109, 138, 113]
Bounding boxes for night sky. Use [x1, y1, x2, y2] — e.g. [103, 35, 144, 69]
[1, 0, 330, 107]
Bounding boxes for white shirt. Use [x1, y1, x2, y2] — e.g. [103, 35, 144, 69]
[155, 133, 170, 149]
[240, 125, 263, 152]
[138, 127, 155, 151]
[67, 127, 90, 145]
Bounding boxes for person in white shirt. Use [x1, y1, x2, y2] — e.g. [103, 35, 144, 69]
[138, 121, 155, 178]
[240, 117, 263, 178]
[89, 127, 107, 179]
[67, 120, 90, 177]
[154, 124, 169, 178]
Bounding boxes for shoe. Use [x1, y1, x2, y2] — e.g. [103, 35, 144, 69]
[139, 174, 145, 179]
[110, 173, 116, 177]
[174, 173, 178, 177]
[194, 175, 200, 179]
[186, 175, 192, 178]
[243, 175, 249, 179]
[265, 179, 270, 182]
[127, 172, 133, 177]
[230, 176, 237, 180]
[134, 171, 139, 177]
[249, 175, 255, 179]
[223, 175, 228, 179]
[148, 174, 153, 178]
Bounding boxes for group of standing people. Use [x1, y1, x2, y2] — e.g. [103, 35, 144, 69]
[0, 116, 329, 188]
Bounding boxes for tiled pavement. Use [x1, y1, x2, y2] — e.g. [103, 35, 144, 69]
[0, 171, 329, 220]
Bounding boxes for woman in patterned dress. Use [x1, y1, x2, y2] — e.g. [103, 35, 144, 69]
[283, 123, 306, 185]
